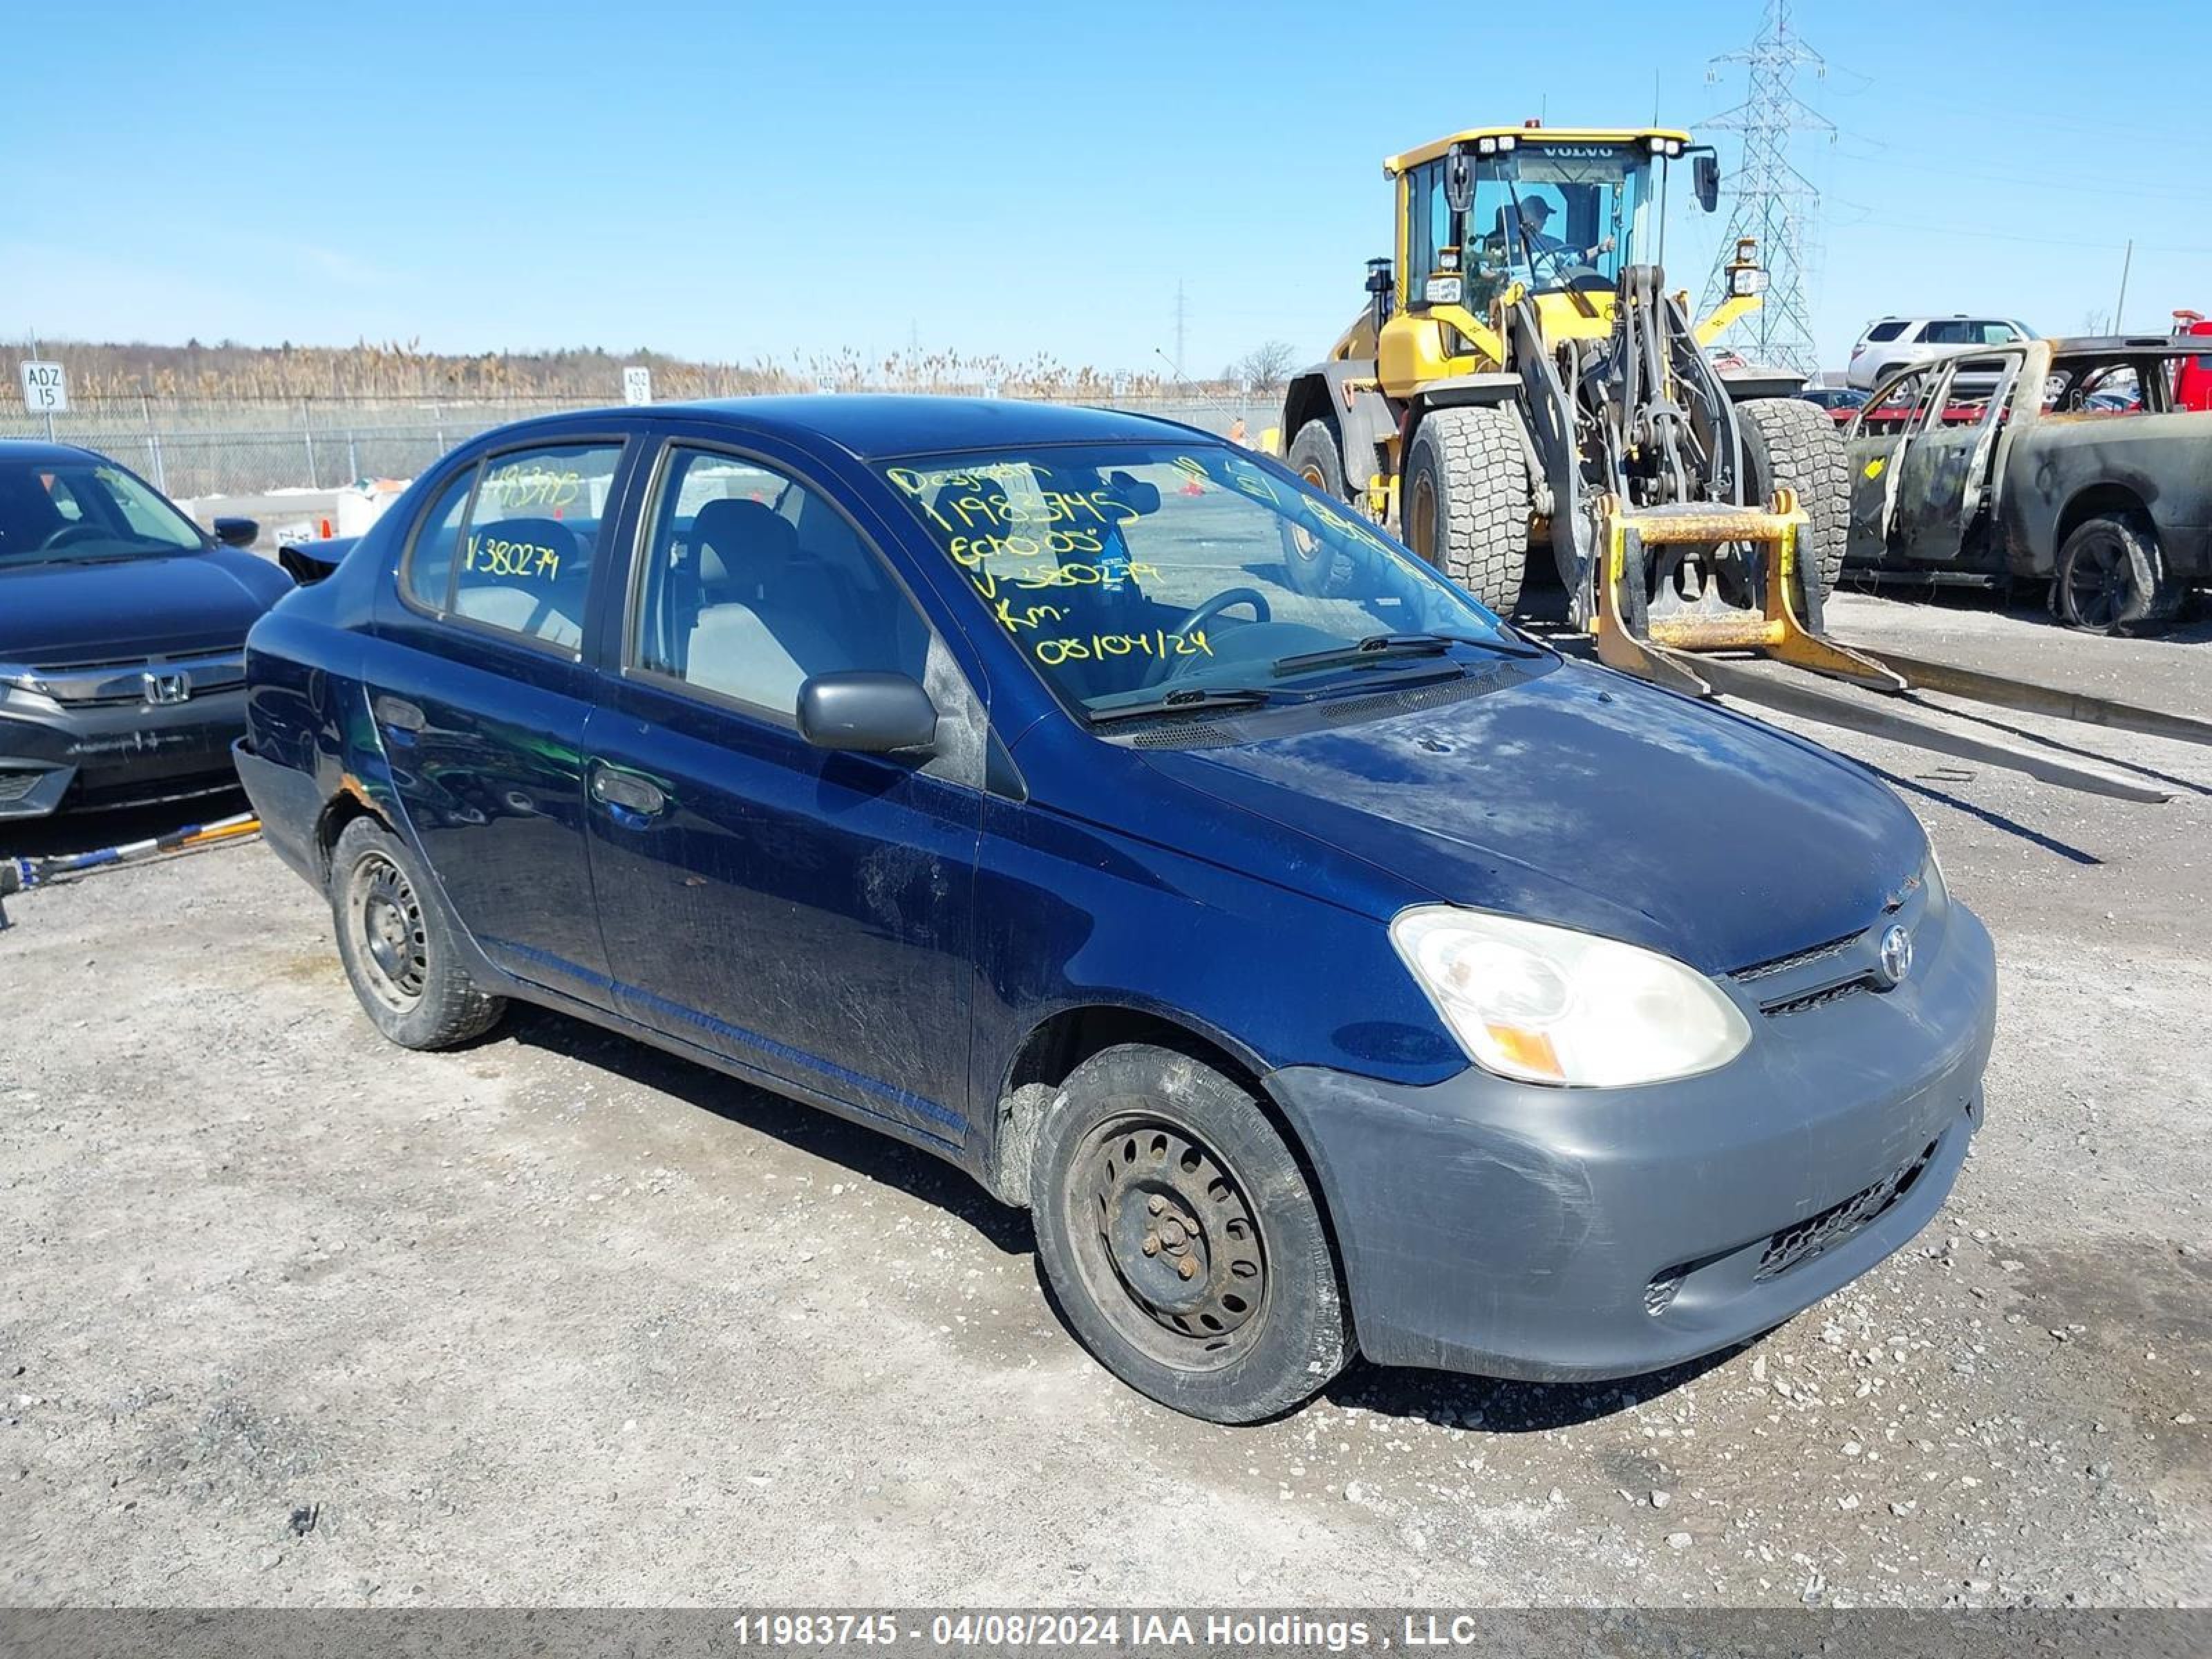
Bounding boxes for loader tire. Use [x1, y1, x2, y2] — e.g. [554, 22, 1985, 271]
[1403, 406, 1531, 617]
[1738, 396, 1850, 601]
[1284, 420, 1356, 597]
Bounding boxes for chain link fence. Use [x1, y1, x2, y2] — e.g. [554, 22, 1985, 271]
[2, 392, 1282, 507]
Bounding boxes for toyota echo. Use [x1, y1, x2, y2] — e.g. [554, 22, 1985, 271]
[236, 397, 1996, 1422]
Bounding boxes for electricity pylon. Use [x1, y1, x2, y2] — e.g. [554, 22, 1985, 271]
[1698, 0, 1832, 377]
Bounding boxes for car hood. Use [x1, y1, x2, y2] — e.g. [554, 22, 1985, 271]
[0, 547, 292, 662]
[1139, 659, 1926, 974]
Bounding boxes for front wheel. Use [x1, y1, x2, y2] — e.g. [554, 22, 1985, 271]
[1029, 1044, 1347, 1423]
[1737, 396, 1851, 602]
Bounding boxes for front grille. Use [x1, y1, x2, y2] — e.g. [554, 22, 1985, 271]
[1754, 1138, 1938, 1281]
[1760, 977, 1873, 1018]
[1643, 1268, 1689, 1317]
[1732, 930, 1859, 982]
[19, 649, 246, 706]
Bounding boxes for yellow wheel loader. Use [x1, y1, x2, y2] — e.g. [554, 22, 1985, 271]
[1275, 122, 2212, 798]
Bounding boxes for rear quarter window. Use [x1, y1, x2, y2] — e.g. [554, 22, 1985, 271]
[404, 467, 476, 610]
[1864, 321, 1909, 343]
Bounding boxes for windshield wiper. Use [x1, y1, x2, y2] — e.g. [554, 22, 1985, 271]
[1086, 685, 1278, 724]
[1269, 632, 1546, 677]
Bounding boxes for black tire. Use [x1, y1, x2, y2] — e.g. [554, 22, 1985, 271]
[1402, 406, 1531, 616]
[1738, 396, 1850, 601]
[1029, 1044, 1347, 1424]
[1283, 420, 1356, 597]
[2056, 513, 2182, 635]
[328, 815, 506, 1049]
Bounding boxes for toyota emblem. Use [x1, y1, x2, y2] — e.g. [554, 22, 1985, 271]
[1875, 924, 1913, 989]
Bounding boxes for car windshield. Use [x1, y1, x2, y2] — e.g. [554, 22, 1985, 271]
[0, 458, 205, 568]
[877, 442, 1526, 719]
[1464, 144, 1651, 308]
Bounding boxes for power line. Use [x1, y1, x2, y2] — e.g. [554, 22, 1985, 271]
[1698, 0, 1832, 377]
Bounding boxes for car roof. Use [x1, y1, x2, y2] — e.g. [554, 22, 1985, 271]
[2048, 334, 2204, 357]
[473, 395, 1220, 464]
[0, 438, 106, 467]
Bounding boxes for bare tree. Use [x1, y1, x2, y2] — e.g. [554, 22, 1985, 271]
[1238, 340, 1298, 394]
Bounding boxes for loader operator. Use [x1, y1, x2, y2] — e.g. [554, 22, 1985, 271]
[1483, 197, 1615, 284]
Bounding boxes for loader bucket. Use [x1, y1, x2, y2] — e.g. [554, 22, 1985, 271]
[1591, 488, 1906, 699]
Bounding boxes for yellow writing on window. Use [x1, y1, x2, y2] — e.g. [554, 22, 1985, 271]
[465, 533, 561, 579]
[481, 465, 583, 509]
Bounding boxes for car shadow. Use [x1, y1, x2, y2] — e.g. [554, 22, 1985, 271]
[494, 1004, 1035, 1257]
[1321, 1340, 1750, 1432]
[485, 1007, 1752, 1429]
[475, 1008, 1761, 1429]
[1842, 579, 2212, 645]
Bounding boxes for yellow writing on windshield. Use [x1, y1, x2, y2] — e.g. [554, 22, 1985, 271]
[1035, 630, 1212, 666]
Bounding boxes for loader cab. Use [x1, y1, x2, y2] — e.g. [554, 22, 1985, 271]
[1380, 126, 1693, 395]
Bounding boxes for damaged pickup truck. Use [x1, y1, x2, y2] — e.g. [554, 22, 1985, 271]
[1841, 336, 2212, 632]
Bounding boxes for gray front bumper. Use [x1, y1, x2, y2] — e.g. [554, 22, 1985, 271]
[1266, 900, 1997, 1382]
[0, 688, 247, 818]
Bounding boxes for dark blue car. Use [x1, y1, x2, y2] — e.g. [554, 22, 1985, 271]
[1, 442, 285, 819]
[236, 397, 1996, 1422]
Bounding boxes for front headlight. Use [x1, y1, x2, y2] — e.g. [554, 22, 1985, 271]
[1389, 907, 1752, 1088]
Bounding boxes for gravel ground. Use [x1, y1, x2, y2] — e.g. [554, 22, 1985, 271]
[1, 594, 2206, 1608]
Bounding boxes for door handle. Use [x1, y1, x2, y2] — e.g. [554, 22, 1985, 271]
[373, 694, 426, 733]
[590, 763, 667, 821]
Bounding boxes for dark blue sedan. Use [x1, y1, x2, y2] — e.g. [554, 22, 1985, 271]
[236, 397, 1996, 1422]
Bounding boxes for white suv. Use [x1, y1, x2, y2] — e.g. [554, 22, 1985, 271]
[1847, 316, 2037, 392]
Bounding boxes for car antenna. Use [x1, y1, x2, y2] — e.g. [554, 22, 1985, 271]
[1152, 348, 1247, 426]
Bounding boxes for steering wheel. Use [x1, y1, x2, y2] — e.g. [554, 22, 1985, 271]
[38, 522, 110, 552]
[1143, 587, 1271, 685]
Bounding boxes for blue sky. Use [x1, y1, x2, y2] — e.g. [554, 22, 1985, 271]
[5, 0, 2205, 377]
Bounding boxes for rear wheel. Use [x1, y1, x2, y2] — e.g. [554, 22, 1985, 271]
[1283, 420, 1355, 597]
[1402, 406, 1532, 617]
[330, 816, 505, 1050]
[2056, 513, 2182, 635]
[1738, 396, 1851, 601]
[1029, 1044, 1347, 1423]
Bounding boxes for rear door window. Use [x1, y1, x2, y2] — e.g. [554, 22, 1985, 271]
[447, 442, 624, 650]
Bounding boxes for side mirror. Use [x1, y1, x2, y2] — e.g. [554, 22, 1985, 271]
[1693, 153, 1721, 214]
[212, 516, 259, 548]
[797, 671, 939, 756]
[1443, 151, 1474, 216]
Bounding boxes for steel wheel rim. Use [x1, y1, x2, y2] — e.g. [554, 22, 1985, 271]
[2068, 534, 2130, 629]
[1409, 472, 1438, 565]
[1065, 1111, 1268, 1372]
[350, 852, 427, 1010]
